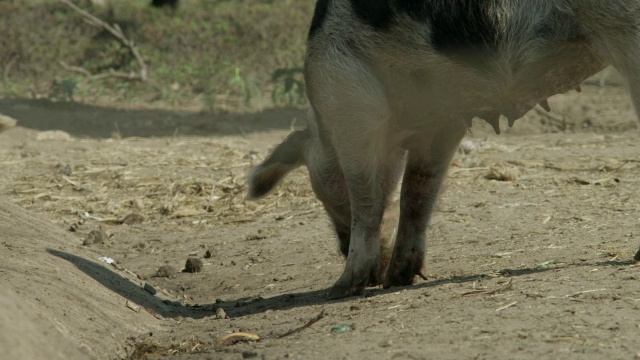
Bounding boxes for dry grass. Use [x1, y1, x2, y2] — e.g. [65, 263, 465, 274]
[6, 136, 319, 229]
[485, 161, 519, 181]
[127, 337, 209, 359]
[0, 1, 313, 111]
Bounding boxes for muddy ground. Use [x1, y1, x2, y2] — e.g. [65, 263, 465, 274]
[1, 79, 640, 360]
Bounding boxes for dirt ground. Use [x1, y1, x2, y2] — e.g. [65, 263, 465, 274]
[2, 79, 640, 360]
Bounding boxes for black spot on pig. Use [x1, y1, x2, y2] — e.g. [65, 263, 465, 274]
[397, 0, 502, 71]
[351, 0, 393, 30]
[309, 0, 331, 37]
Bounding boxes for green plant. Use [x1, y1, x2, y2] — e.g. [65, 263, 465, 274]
[0, 0, 313, 110]
[271, 67, 306, 107]
[48, 78, 77, 101]
[227, 67, 261, 108]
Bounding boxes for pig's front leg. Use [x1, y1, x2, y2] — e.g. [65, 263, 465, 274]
[384, 125, 465, 288]
[326, 139, 405, 300]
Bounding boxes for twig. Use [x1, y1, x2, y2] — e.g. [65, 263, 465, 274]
[3, 55, 18, 81]
[58, 0, 148, 81]
[205, 184, 217, 212]
[567, 288, 606, 298]
[449, 167, 490, 175]
[59, 61, 92, 77]
[609, 159, 640, 172]
[495, 301, 517, 312]
[462, 278, 513, 297]
[60, 61, 143, 83]
[275, 310, 326, 338]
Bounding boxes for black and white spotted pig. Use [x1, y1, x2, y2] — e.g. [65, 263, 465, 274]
[248, 0, 640, 299]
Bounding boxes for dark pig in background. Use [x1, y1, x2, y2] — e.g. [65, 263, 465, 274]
[249, 0, 640, 299]
[151, 0, 178, 9]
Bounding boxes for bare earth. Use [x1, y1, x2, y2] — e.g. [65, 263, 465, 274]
[1, 79, 640, 360]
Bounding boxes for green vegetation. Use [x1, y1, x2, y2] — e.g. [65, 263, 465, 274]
[0, 0, 313, 111]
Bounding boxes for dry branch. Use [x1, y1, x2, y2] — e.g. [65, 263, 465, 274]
[61, 61, 146, 83]
[462, 278, 513, 297]
[58, 0, 148, 82]
[275, 310, 326, 339]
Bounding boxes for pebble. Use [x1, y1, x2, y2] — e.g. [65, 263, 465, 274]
[330, 325, 352, 334]
[143, 283, 157, 295]
[273, 275, 292, 282]
[242, 351, 258, 359]
[215, 308, 227, 319]
[122, 213, 144, 225]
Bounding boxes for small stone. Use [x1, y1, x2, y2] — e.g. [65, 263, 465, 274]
[126, 300, 141, 312]
[215, 298, 225, 304]
[184, 258, 203, 273]
[459, 138, 477, 154]
[122, 213, 144, 225]
[58, 164, 73, 176]
[204, 249, 213, 258]
[379, 340, 393, 348]
[132, 198, 145, 210]
[330, 325, 352, 334]
[215, 308, 227, 319]
[143, 283, 157, 295]
[243, 151, 259, 160]
[156, 265, 177, 279]
[273, 275, 292, 282]
[242, 351, 258, 359]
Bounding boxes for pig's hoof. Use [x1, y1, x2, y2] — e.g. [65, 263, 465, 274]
[327, 270, 371, 300]
[383, 268, 427, 288]
[383, 251, 426, 288]
[327, 283, 365, 300]
[383, 271, 416, 288]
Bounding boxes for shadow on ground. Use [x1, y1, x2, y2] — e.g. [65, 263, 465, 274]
[48, 249, 635, 320]
[0, 98, 305, 138]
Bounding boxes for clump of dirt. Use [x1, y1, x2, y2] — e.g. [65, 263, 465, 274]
[156, 265, 177, 279]
[184, 258, 203, 273]
[485, 162, 519, 181]
[122, 213, 145, 225]
[83, 228, 109, 246]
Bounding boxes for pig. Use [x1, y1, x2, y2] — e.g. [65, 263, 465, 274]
[248, 0, 640, 299]
[151, 0, 178, 9]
